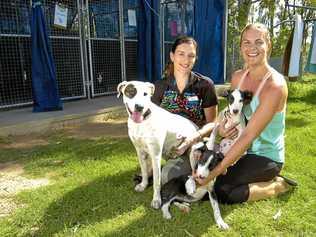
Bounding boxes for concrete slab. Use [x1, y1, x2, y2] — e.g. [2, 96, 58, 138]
[0, 95, 125, 137]
[0, 84, 230, 137]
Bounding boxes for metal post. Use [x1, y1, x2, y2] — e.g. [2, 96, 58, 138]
[78, 0, 90, 99]
[223, 0, 228, 82]
[160, 0, 166, 76]
[119, 0, 126, 82]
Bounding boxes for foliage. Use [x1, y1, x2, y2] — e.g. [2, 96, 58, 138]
[227, 0, 316, 77]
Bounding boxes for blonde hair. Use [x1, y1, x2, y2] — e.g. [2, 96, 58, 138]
[240, 23, 272, 57]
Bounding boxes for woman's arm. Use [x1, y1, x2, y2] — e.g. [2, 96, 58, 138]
[196, 81, 286, 185]
[175, 105, 217, 155]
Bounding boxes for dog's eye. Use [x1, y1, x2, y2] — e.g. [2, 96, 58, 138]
[144, 92, 148, 96]
[228, 95, 234, 104]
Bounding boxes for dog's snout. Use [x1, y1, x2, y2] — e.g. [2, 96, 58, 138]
[233, 109, 239, 114]
[135, 104, 144, 112]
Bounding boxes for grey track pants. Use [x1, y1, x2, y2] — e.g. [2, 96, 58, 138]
[161, 155, 192, 185]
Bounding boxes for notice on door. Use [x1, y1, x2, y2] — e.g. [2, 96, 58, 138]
[54, 4, 68, 29]
[128, 9, 136, 26]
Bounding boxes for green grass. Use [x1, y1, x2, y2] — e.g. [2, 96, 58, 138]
[0, 75, 316, 237]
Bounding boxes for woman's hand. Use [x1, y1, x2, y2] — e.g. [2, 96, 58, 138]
[192, 170, 217, 186]
[218, 118, 239, 139]
[192, 168, 227, 186]
[175, 139, 192, 156]
[175, 130, 201, 156]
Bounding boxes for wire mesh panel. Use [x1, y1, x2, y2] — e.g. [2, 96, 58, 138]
[87, 0, 122, 96]
[162, 0, 194, 68]
[0, 1, 32, 108]
[41, 0, 85, 99]
[0, 0, 85, 109]
[124, 0, 139, 81]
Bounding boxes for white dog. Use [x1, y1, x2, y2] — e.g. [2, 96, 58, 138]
[117, 80, 198, 209]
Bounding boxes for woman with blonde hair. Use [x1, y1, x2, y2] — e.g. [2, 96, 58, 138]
[194, 23, 297, 204]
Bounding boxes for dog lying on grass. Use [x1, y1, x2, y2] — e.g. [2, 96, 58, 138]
[117, 80, 198, 209]
[160, 140, 229, 229]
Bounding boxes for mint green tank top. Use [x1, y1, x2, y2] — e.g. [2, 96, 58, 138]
[243, 97, 285, 163]
[239, 69, 285, 163]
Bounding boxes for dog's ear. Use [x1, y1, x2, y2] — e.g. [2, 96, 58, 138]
[117, 81, 128, 98]
[215, 151, 224, 161]
[206, 138, 214, 150]
[242, 90, 253, 104]
[145, 82, 155, 96]
[222, 90, 231, 98]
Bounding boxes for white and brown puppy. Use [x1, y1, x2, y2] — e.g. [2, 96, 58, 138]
[212, 89, 252, 155]
[160, 141, 229, 229]
[117, 80, 198, 209]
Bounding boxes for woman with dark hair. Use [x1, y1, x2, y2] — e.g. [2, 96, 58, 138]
[151, 35, 218, 185]
[194, 23, 297, 204]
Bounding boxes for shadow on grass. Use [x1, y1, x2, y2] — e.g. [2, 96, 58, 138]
[286, 117, 310, 128]
[30, 169, 230, 237]
[288, 86, 316, 105]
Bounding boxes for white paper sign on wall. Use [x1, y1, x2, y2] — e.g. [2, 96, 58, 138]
[54, 4, 68, 29]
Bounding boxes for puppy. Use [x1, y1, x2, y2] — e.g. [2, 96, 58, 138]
[160, 140, 229, 229]
[213, 89, 252, 155]
[117, 81, 199, 209]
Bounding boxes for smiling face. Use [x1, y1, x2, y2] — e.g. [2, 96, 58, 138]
[170, 42, 197, 76]
[240, 27, 271, 67]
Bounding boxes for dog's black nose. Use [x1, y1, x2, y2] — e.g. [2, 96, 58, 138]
[135, 104, 144, 112]
[233, 109, 239, 114]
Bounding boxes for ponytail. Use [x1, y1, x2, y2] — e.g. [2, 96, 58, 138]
[163, 61, 174, 78]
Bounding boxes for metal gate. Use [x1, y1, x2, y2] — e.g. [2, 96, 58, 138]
[0, 0, 139, 109]
[0, 0, 85, 109]
[85, 0, 139, 97]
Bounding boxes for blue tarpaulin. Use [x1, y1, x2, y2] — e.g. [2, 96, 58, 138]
[193, 0, 225, 84]
[137, 0, 161, 82]
[31, 1, 62, 112]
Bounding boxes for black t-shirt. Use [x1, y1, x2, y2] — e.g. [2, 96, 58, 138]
[152, 72, 218, 127]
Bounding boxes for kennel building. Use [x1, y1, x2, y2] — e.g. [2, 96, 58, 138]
[0, 0, 226, 109]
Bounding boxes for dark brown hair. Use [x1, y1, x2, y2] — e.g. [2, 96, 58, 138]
[163, 35, 198, 78]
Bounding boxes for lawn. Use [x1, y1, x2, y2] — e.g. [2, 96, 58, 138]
[0, 75, 315, 237]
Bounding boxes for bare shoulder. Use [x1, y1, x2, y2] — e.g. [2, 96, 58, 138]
[262, 70, 288, 107]
[230, 69, 247, 89]
[266, 70, 287, 95]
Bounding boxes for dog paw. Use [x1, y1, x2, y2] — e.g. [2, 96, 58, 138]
[185, 177, 196, 195]
[163, 212, 172, 220]
[135, 183, 147, 192]
[217, 220, 229, 230]
[151, 199, 161, 209]
[161, 204, 172, 219]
